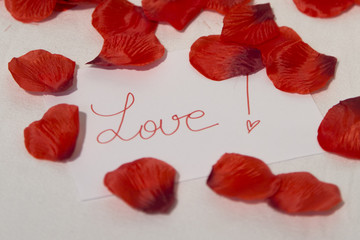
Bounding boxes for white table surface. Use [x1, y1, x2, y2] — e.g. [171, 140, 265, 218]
[1, 0, 360, 239]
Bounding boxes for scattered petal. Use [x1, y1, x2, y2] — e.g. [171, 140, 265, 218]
[5, 0, 57, 23]
[204, 0, 251, 15]
[189, 35, 264, 81]
[141, 0, 205, 30]
[24, 104, 79, 161]
[87, 33, 165, 67]
[293, 0, 354, 18]
[256, 26, 302, 65]
[221, 3, 279, 45]
[104, 158, 177, 213]
[207, 153, 280, 201]
[269, 172, 342, 214]
[8, 49, 76, 93]
[90, 0, 164, 67]
[92, 0, 157, 39]
[318, 96, 360, 159]
[265, 41, 337, 94]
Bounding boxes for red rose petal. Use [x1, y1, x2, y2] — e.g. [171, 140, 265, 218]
[104, 158, 177, 213]
[269, 172, 342, 214]
[92, 0, 158, 39]
[256, 26, 302, 65]
[318, 96, 360, 159]
[141, 0, 205, 30]
[189, 35, 264, 81]
[87, 33, 165, 67]
[24, 104, 79, 161]
[265, 41, 337, 94]
[90, 0, 164, 67]
[5, 0, 57, 23]
[8, 49, 76, 93]
[221, 3, 280, 45]
[207, 153, 280, 201]
[204, 0, 251, 15]
[293, 0, 354, 18]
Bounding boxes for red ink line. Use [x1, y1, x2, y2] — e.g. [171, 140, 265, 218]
[4, 25, 11, 32]
[90, 92, 219, 144]
[246, 74, 250, 115]
[246, 120, 260, 133]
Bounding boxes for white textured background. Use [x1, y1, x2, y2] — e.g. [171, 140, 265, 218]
[1, 0, 360, 239]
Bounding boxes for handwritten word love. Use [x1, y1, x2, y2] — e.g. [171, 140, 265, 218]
[90, 92, 219, 144]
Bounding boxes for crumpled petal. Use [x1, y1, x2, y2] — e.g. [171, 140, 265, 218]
[269, 172, 342, 214]
[87, 33, 165, 67]
[104, 158, 178, 213]
[265, 40, 337, 94]
[90, 0, 164, 67]
[189, 35, 264, 81]
[256, 26, 302, 65]
[221, 3, 279, 45]
[92, 0, 158, 39]
[8, 49, 76, 93]
[5, 0, 57, 23]
[204, 0, 251, 15]
[293, 0, 354, 18]
[24, 104, 79, 161]
[207, 153, 280, 201]
[317, 96, 360, 159]
[141, 0, 205, 30]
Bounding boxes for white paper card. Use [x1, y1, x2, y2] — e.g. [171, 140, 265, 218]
[45, 50, 323, 200]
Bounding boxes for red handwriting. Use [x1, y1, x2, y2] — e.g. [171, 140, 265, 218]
[246, 75, 261, 133]
[90, 92, 219, 144]
[246, 74, 251, 115]
[246, 120, 261, 133]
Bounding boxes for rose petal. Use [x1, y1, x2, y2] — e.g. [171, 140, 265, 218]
[269, 172, 342, 214]
[5, 0, 57, 23]
[141, 0, 205, 30]
[256, 26, 302, 65]
[92, 0, 157, 39]
[24, 104, 79, 161]
[221, 3, 279, 45]
[8, 49, 76, 93]
[207, 153, 280, 201]
[189, 35, 264, 81]
[318, 96, 360, 159]
[265, 41, 337, 94]
[104, 158, 177, 213]
[293, 0, 354, 18]
[204, 0, 251, 15]
[87, 33, 165, 67]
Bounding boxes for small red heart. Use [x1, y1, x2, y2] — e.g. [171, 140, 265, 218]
[246, 120, 260, 133]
